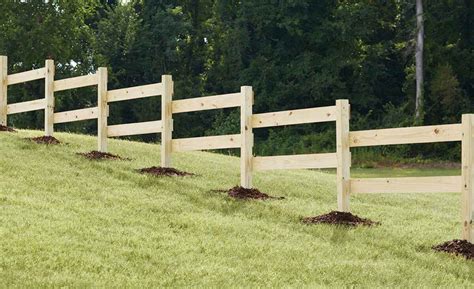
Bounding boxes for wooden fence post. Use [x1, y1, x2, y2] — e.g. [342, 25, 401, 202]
[44, 59, 55, 136]
[97, 67, 108, 152]
[461, 114, 474, 241]
[240, 86, 253, 188]
[336, 99, 351, 211]
[0, 56, 7, 126]
[161, 75, 173, 167]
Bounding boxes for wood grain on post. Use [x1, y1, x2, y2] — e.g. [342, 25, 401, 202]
[461, 114, 474, 241]
[0, 56, 7, 126]
[45, 59, 55, 136]
[161, 75, 173, 167]
[336, 99, 351, 211]
[97, 67, 108, 152]
[240, 86, 253, 188]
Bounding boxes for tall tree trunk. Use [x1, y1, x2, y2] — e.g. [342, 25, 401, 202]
[415, 0, 424, 123]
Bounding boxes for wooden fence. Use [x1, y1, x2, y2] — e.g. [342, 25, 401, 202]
[1, 56, 472, 242]
[348, 118, 473, 241]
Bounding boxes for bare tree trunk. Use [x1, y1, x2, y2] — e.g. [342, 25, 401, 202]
[415, 0, 424, 123]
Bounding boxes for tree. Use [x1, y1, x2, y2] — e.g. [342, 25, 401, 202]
[0, 0, 99, 131]
[415, 0, 424, 123]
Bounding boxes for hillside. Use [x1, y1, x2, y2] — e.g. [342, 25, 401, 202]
[0, 130, 472, 287]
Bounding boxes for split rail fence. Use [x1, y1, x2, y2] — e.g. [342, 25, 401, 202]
[0, 56, 472, 242]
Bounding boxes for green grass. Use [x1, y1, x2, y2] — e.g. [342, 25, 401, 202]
[0, 130, 472, 287]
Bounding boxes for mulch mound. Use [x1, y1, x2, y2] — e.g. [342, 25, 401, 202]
[139, 166, 194, 177]
[28, 136, 61, 145]
[432, 239, 474, 260]
[302, 211, 380, 227]
[217, 186, 284, 200]
[77, 151, 125, 160]
[0, 125, 16, 132]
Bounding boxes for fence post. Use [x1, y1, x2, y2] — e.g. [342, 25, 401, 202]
[161, 75, 173, 167]
[461, 114, 473, 241]
[44, 59, 55, 136]
[0, 56, 7, 126]
[97, 67, 108, 152]
[240, 86, 253, 188]
[336, 99, 351, 211]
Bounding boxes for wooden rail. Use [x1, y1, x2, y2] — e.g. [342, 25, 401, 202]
[7, 68, 46, 85]
[107, 83, 163, 103]
[54, 74, 98, 92]
[349, 124, 462, 147]
[253, 153, 337, 171]
[351, 176, 461, 194]
[6, 99, 46, 115]
[172, 93, 241, 114]
[54, 107, 98, 124]
[108, 120, 162, 137]
[172, 134, 241, 152]
[252, 106, 336, 128]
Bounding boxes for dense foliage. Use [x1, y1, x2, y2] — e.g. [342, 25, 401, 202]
[0, 0, 472, 161]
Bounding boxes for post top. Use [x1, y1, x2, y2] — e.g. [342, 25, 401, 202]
[161, 74, 173, 81]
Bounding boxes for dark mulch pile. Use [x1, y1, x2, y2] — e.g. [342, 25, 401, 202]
[0, 125, 16, 132]
[77, 151, 125, 160]
[139, 166, 194, 177]
[432, 239, 474, 260]
[302, 211, 380, 227]
[28, 136, 61, 145]
[219, 186, 284, 200]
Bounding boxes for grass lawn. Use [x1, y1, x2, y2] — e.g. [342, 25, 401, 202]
[0, 130, 472, 287]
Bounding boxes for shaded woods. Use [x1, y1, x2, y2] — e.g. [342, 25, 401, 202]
[0, 0, 472, 162]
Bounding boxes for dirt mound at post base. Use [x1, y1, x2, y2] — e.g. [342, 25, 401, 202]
[224, 186, 284, 200]
[139, 166, 194, 177]
[432, 239, 474, 260]
[77, 151, 125, 160]
[302, 211, 380, 227]
[29, 136, 61, 145]
[0, 125, 16, 132]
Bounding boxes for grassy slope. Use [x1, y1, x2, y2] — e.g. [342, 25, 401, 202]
[0, 130, 472, 287]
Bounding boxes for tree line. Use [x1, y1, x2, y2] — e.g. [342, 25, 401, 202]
[0, 0, 472, 161]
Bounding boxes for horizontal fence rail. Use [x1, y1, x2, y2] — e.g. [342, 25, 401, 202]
[54, 74, 98, 92]
[171, 93, 241, 114]
[349, 124, 462, 147]
[108, 120, 163, 137]
[107, 83, 163, 103]
[351, 176, 462, 194]
[252, 106, 336, 128]
[172, 134, 241, 152]
[6, 99, 46, 115]
[54, 107, 99, 124]
[7, 68, 46, 85]
[253, 153, 338, 171]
